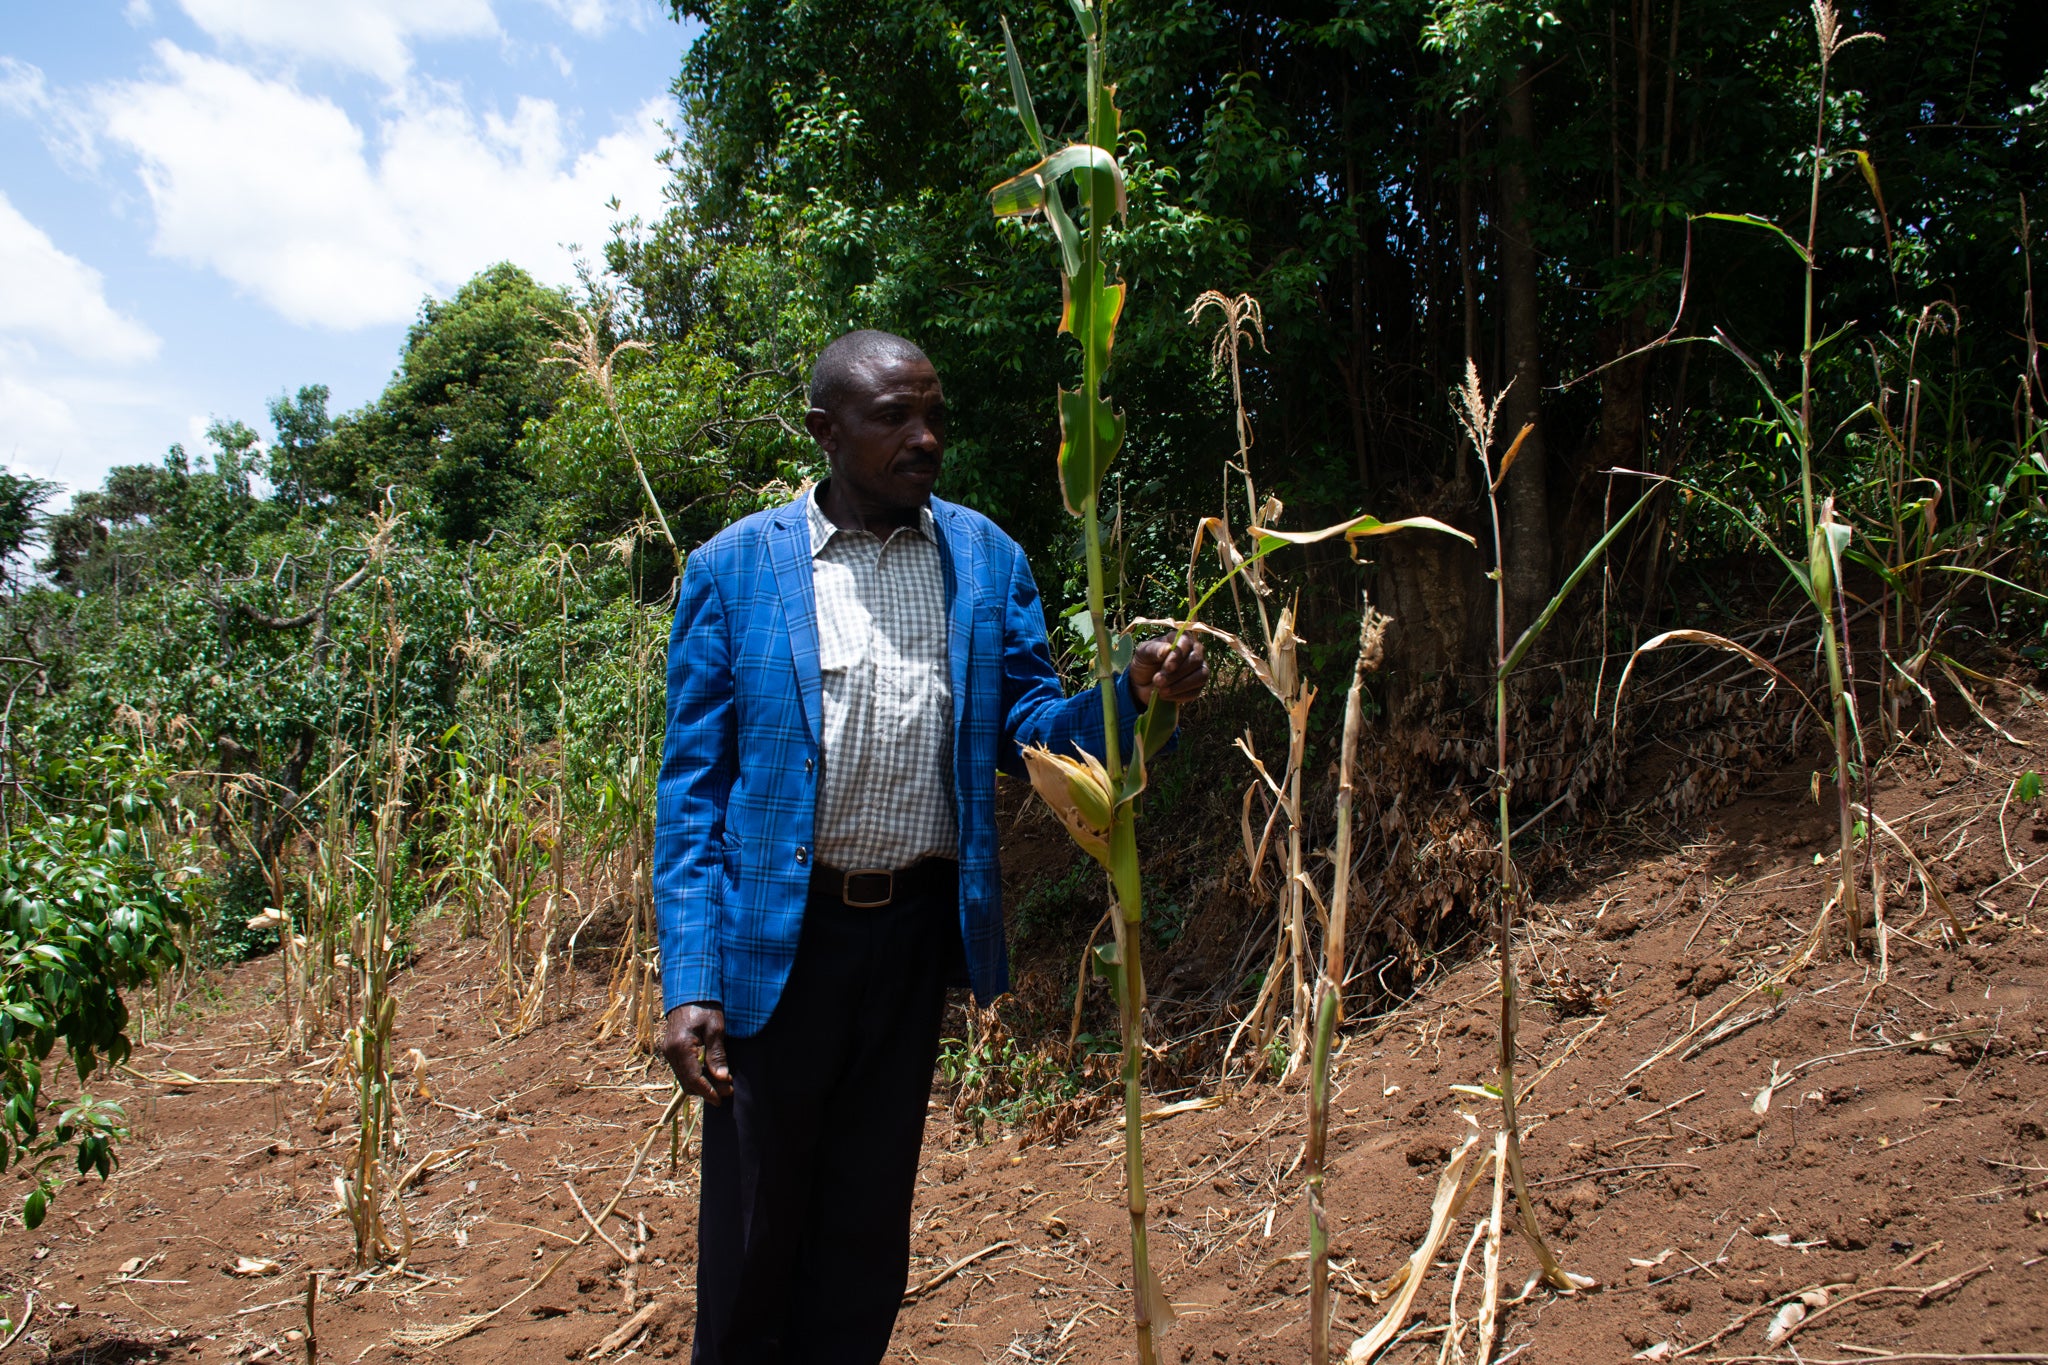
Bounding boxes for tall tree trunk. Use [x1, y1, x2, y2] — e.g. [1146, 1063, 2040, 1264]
[1496, 67, 1552, 634]
[1341, 77, 1375, 496]
[1348, 260, 1373, 495]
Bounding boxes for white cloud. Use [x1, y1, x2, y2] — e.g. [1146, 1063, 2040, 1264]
[0, 194, 159, 363]
[0, 198, 168, 491]
[0, 58, 101, 172]
[0, 56, 46, 115]
[0, 339, 186, 492]
[174, 0, 500, 84]
[96, 43, 669, 329]
[535, 0, 644, 38]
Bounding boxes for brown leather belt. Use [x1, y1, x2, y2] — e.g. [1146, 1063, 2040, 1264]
[809, 858, 957, 908]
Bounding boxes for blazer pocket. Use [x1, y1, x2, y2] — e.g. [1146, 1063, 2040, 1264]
[719, 828, 742, 889]
[971, 602, 1003, 651]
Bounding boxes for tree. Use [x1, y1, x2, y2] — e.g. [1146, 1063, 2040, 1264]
[325, 264, 575, 543]
[0, 472, 57, 590]
[643, 0, 2047, 677]
[266, 384, 336, 510]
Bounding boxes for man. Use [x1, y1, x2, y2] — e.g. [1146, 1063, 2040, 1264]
[654, 329, 1207, 1363]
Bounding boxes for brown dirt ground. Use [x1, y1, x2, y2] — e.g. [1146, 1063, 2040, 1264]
[7, 698, 2048, 1365]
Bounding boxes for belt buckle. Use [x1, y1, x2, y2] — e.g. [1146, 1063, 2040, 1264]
[842, 868, 894, 908]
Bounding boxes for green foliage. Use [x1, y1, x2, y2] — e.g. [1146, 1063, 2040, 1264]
[2, 0, 2045, 1253]
[0, 743, 195, 1226]
[266, 384, 337, 510]
[323, 264, 574, 542]
[936, 1027, 1081, 1142]
[0, 472, 57, 589]
[523, 338, 809, 548]
[639, 0, 2045, 662]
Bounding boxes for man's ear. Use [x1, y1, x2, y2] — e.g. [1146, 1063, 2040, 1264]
[803, 407, 835, 448]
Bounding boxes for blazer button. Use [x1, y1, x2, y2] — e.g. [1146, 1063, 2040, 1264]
[805, 757, 815, 774]
[795, 845, 809, 866]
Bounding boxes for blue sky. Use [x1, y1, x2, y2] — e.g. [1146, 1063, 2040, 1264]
[1, 1, 695, 496]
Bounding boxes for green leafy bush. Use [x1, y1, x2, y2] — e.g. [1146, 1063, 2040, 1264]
[0, 743, 196, 1227]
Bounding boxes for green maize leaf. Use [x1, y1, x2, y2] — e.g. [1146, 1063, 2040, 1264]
[1500, 491, 1651, 678]
[1092, 82, 1121, 161]
[1251, 512, 1475, 557]
[989, 169, 1049, 219]
[1066, 0, 1096, 40]
[1056, 386, 1125, 516]
[1706, 329, 1806, 455]
[1810, 319, 1859, 361]
[1064, 609, 1136, 670]
[1137, 695, 1178, 764]
[1609, 467, 1813, 596]
[1117, 740, 1146, 809]
[1091, 939, 1121, 978]
[1041, 174, 1083, 277]
[1928, 563, 2048, 603]
[1844, 545, 1907, 593]
[1060, 262, 1125, 389]
[998, 18, 1045, 157]
[1694, 211, 1810, 264]
[989, 143, 1126, 221]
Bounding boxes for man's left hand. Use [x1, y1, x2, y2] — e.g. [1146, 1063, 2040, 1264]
[1129, 633, 1209, 706]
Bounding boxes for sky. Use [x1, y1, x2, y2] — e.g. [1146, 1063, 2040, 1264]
[0, 0, 694, 497]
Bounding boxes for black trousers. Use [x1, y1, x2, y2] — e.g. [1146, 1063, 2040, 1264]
[690, 872, 957, 1365]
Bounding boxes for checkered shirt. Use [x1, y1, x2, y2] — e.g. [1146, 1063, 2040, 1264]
[805, 487, 958, 871]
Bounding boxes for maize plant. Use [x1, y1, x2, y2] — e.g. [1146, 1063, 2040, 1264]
[582, 534, 666, 1050]
[1185, 292, 1319, 1076]
[1615, 2, 1886, 956]
[1115, 298, 1472, 1359]
[995, 15, 1469, 1351]
[1459, 361, 1627, 1305]
[1330, 364, 1646, 1360]
[337, 606, 414, 1269]
[1306, 602, 1386, 1365]
[991, 5, 1178, 1354]
[301, 740, 358, 1034]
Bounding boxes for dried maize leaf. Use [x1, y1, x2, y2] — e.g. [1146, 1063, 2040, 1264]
[1474, 1132, 1507, 1362]
[1346, 1134, 1489, 1363]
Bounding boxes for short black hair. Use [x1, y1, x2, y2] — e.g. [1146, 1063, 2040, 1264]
[807, 330, 931, 414]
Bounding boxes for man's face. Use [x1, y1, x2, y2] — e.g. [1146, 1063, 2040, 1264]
[809, 354, 947, 515]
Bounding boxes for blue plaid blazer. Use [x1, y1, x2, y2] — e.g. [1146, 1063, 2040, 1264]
[654, 494, 1140, 1037]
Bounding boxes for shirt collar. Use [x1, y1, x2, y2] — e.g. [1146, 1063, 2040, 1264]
[806, 483, 938, 557]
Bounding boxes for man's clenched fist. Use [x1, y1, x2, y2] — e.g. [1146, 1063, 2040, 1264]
[662, 1003, 733, 1104]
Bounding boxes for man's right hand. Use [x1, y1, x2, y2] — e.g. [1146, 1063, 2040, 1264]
[662, 1003, 733, 1105]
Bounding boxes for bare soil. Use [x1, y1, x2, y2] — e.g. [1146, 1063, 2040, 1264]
[7, 700, 2048, 1365]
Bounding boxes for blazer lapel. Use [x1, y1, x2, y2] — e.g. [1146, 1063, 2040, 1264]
[932, 499, 974, 741]
[767, 502, 823, 746]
